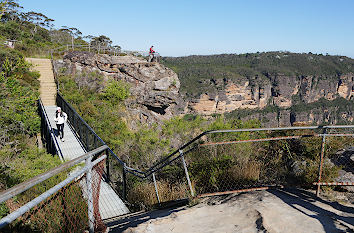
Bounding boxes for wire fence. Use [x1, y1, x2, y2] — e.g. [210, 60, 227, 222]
[0, 146, 109, 232]
[119, 126, 354, 209]
[314, 127, 354, 192]
[125, 157, 191, 211]
[48, 92, 354, 208]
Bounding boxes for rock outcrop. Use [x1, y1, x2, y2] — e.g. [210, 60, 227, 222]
[53, 51, 185, 126]
[119, 190, 354, 233]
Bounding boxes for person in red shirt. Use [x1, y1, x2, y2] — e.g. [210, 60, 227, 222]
[150, 46, 155, 54]
[149, 46, 155, 62]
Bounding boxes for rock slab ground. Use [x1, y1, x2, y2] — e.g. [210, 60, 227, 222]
[106, 189, 354, 233]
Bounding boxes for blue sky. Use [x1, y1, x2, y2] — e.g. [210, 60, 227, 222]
[20, 0, 354, 57]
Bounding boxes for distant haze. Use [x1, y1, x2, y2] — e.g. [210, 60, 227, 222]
[21, 0, 354, 58]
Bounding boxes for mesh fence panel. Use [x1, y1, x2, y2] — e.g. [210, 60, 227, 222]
[183, 128, 354, 197]
[107, 154, 125, 199]
[189, 142, 276, 195]
[153, 158, 190, 202]
[1, 158, 107, 233]
[125, 158, 190, 211]
[318, 127, 354, 192]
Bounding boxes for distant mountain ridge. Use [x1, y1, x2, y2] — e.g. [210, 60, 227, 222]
[162, 52, 354, 126]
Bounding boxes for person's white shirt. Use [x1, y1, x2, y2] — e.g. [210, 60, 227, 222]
[54, 112, 67, 124]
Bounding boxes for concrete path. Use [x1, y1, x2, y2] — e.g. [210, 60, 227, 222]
[27, 58, 129, 219]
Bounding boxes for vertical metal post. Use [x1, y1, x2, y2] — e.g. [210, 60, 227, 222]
[86, 155, 94, 233]
[152, 173, 160, 203]
[106, 149, 110, 182]
[93, 136, 97, 149]
[180, 150, 194, 197]
[85, 128, 89, 151]
[88, 130, 91, 150]
[316, 129, 327, 197]
[122, 163, 127, 201]
[79, 122, 82, 142]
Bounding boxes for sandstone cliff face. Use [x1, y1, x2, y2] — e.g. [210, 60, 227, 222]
[189, 78, 271, 114]
[188, 74, 354, 115]
[236, 107, 354, 128]
[53, 51, 185, 126]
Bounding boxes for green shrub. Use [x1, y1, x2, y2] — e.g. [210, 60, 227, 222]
[101, 80, 130, 104]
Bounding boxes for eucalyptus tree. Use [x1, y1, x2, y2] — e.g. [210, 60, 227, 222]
[0, 0, 22, 21]
[21, 11, 54, 38]
[59, 26, 82, 49]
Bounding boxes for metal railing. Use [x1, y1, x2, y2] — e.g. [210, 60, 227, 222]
[50, 43, 149, 58]
[38, 98, 63, 160]
[121, 125, 353, 207]
[53, 94, 354, 205]
[0, 145, 108, 232]
[56, 92, 134, 200]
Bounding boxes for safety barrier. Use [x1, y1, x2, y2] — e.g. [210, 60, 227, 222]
[0, 146, 108, 232]
[122, 125, 354, 209]
[50, 43, 148, 59]
[55, 92, 354, 205]
[38, 98, 63, 160]
[55, 92, 354, 206]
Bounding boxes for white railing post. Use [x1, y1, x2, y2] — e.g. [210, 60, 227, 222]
[180, 150, 194, 197]
[152, 173, 160, 203]
[86, 155, 94, 233]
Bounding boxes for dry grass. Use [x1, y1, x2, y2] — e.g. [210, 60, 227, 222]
[128, 180, 188, 210]
[228, 160, 261, 181]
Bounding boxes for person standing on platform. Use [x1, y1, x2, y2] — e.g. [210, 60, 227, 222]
[54, 107, 67, 142]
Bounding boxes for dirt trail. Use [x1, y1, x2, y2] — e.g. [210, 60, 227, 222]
[107, 189, 354, 233]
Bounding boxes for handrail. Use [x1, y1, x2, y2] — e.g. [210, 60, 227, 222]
[56, 93, 127, 167]
[50, 43, 148, 58]
[56, 93, 147, 178]
[0, 145, 108, 204]
[144, 125, 354, 176]
[38, 98, 64, 160]
[0, 149, 108, 230]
